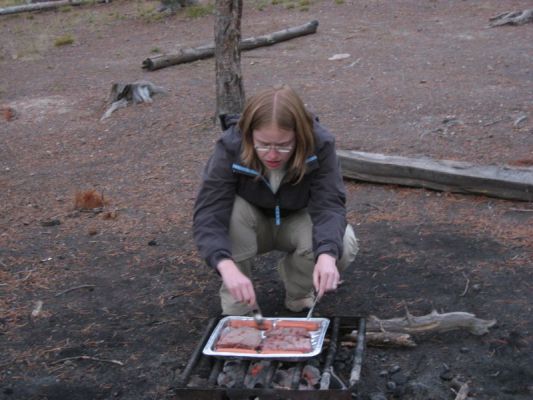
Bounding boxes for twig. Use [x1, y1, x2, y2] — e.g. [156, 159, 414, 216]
[149, 318, 182, 326]
[55, 284, 96, 297]
[50, 355, 124, 366]
[453, 381, 470, 400]
[0, 259, 7, 268]
[509, 208, 533, 212]
[483, 118, 506, 127]
[460, 272, 470, 297]
[20, 270, 33, 282]
[31, 300, 44, 318]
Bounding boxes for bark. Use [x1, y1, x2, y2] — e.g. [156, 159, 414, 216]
[0, 0, 109, 16]
[366, 310, 496, 336]
[214, 0, 244, 118]
[142, 20, 319, 71]
[337, 150, 533, 202]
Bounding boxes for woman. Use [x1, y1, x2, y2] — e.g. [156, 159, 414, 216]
[193, 85, 358, 315]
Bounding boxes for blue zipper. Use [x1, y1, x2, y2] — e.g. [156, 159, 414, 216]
[232, 155, 317, 226]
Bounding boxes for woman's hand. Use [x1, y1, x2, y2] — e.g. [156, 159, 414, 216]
[217, 259, 256, 306]
[313, 253, 340, 299]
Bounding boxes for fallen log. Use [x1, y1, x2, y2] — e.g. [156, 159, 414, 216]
[489, 9, 533, 27]
[366, 309, 496, 336]
[0, 0, 110, 16]
[142, 19, 319, 71]
[337, 150, 533, 202]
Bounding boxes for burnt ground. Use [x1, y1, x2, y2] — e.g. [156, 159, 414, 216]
[0, 0, 532, 399]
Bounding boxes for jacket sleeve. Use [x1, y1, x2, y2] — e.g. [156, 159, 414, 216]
[308, 136, 347, 261]
[193, 138, 237, 269]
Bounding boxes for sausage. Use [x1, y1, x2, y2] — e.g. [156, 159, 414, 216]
[228, 320, 273, 330]
[275, 320, 320, 331]
[215, 347, 259, 354]
[260, 349, 308, 354]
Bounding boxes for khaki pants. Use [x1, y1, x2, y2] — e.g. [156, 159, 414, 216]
[220, 196, 359, 315]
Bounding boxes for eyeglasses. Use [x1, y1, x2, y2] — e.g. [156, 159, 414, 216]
[254, 144, 294, 154]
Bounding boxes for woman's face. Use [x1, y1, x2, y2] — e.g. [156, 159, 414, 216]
[252, 124, 295, 170]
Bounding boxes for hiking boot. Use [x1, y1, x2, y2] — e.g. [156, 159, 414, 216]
[284, 293, 315, 312]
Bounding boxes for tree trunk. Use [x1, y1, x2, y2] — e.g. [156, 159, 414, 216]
[214, 0, 244, 120]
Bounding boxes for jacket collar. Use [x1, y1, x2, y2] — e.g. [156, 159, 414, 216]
[232, 155, 319, 177]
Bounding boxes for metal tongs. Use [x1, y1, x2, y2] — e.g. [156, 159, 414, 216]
[251, 304, 265, 328]
[306, 292, 321, 319]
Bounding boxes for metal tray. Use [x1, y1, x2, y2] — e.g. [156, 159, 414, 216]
[203, 316, 330, 359]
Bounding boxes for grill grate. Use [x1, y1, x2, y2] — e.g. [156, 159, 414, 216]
[170, 316, 366, 400]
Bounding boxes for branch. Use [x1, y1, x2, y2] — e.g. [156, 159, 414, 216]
[342, 331, 417, 348]
[460, 272, 470, 297]
[142, 20, 319, 71]
[489, 9, 533, 27]
[366, 310, 496, 336]
[452, 379, 470, 400]
[55, 284, 96, 297]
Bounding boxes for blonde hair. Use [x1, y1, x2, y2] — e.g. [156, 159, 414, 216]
[239, 85, 315, 183]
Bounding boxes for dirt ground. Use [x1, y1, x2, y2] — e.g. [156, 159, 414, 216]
[1, 0, 532, 399]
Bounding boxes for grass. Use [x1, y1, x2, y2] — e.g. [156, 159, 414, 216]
[266, 0, 314, 10]
[54, 34, 75, 47]
[59, 5, 73, 13]
[185, 4, 214, 19]
[0, 0, 213, 60]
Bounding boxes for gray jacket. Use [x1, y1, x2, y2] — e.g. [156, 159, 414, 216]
[193, 114, 347, 269]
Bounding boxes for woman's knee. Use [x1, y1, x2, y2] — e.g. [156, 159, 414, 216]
[338, 224, 358, 271]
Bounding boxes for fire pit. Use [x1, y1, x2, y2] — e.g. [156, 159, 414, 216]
[169, 316, 366, 399]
